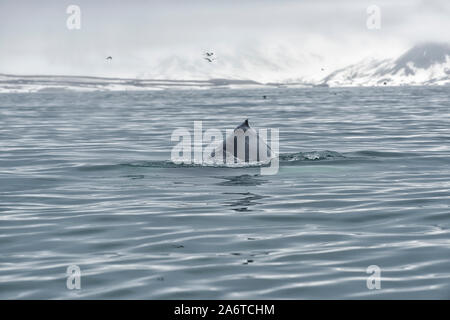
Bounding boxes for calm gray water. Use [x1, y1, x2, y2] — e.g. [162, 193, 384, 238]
[1, 86, 449, 299]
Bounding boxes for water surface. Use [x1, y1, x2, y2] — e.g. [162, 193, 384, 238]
[0, 86, 449, 299]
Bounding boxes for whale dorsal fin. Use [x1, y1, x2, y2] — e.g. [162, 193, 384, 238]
[235, 119, 250, 132]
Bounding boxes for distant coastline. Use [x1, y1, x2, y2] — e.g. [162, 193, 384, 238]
[1, 43, 450, 93]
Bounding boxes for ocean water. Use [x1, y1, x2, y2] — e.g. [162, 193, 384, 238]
[0, 86, 449, 299]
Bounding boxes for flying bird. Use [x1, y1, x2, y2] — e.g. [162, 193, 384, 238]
[106, 56, 112, 60]
[203, 52, 216, 62]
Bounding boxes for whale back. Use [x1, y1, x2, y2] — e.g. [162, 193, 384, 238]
[211, 120, 273, 163]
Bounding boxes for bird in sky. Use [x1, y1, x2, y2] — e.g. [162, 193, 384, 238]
[106, 56, 112, 60]
[203, 52, 216, 62]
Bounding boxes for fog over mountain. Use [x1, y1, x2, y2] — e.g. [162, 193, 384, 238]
[1, 42, 449, 92]
[1, 0, 450, 86]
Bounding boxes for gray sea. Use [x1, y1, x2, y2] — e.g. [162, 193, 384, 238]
[0, 86, 449, 299]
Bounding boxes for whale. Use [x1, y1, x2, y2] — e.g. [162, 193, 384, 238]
[209, 119, 274, 164]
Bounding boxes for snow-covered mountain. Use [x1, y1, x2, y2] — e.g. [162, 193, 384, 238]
[2, 43, 450, 92]
[322, 43, 450, 86]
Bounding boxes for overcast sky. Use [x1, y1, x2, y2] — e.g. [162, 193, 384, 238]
[0, 0, 449, 81]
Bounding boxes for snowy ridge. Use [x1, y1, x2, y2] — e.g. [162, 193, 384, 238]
[323, 43, 450, 87]
[1, 43, 450, 92]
